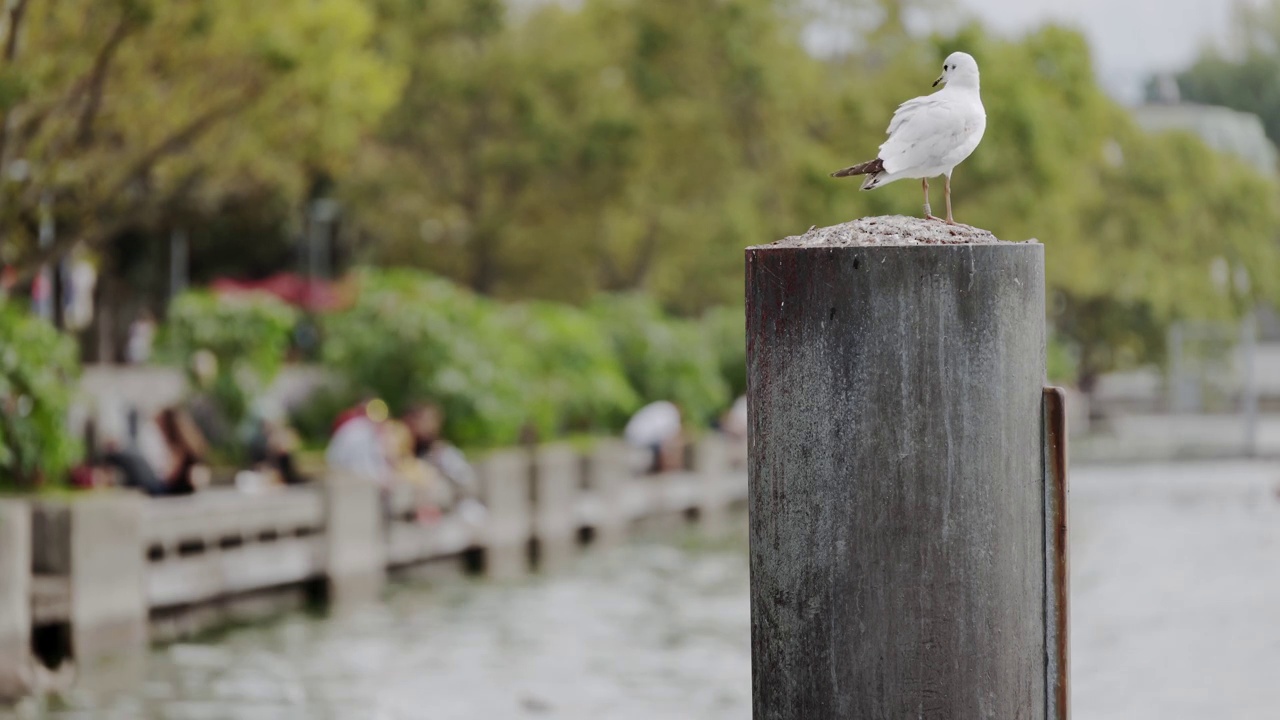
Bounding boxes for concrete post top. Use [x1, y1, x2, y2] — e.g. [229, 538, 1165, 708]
[749, 215, 1039, 249]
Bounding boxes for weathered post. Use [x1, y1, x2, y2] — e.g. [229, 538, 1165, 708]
[0, 501, 32, 702]
[746, 217, 1062, 719]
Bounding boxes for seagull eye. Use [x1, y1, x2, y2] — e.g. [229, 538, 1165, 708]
[943, 65, 949, 71]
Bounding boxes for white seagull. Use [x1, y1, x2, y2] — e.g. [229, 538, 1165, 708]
[831, 52, 986, 225]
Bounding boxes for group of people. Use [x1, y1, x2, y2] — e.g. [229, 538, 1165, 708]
[70, 390, 743, 516]
[73, 405, 215, 496]
[325, 399, 486, 524]
[72, 395, 308, 496]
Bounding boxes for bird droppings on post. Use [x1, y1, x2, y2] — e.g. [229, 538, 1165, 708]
[761, 215, 1027, 248]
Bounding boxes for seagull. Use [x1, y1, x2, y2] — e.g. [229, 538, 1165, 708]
[830, 52, 986, 225]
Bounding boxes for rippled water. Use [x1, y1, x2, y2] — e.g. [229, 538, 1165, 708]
[36, 528, 752, 720]
[16, 461, 1280, 720]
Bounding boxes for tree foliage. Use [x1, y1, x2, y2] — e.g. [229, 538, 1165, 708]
[3, 0, 1276, 400]
[345, 1, 1280, 387]
[1163, 0, 1280, 147]
[0, 0, 403, 277]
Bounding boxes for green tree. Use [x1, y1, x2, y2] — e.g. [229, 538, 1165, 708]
[1160, 0, 1280, 146]
[0, 0, 404, 280]
[349, 1, 1279, 389]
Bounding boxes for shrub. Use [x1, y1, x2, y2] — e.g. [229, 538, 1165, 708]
[589, 294, 730, 427]
[161, 290, 298, 432]
[322, 269, 532, 447]
[0, 303, 81, 489]
[319, 270, 733, 446]
[701, 305, 746, 401]
[503, 302, 639, 437]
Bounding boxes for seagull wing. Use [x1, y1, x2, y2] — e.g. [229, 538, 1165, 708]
[878, 94, 980, 175]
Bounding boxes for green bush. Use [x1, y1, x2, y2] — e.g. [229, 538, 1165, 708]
[701, 305, 746, 400]
[322, 269, 532, 447]
[290, 382, 362, 449]
[589, 294, 730, 427]
[161, 290, 298, 431]
[319, 270, 730, 447]
[0, 303, 81, 490]
[504, 302, 639, 437]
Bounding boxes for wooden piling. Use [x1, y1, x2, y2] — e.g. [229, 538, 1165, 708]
[746, 220, 1053, 719]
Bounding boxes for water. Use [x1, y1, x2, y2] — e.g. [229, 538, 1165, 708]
[38, 530, 753, 720]
[1069, 461, 1280, 720]
[21, 461, 1280, 719]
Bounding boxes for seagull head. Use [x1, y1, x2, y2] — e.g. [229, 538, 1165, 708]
[933, 52, 980, 90]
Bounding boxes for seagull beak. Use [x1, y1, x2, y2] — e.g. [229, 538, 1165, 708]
[933, 76, 943, 88]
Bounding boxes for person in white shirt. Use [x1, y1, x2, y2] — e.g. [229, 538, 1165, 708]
[325, 400, 397, 486]
[624, 400, 685, 474]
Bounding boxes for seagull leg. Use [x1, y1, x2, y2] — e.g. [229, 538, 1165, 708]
[922, 179, 939, 221]
[944, 174, 957, 225]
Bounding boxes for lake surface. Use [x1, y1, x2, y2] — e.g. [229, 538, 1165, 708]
[19, 460, 1280, 719]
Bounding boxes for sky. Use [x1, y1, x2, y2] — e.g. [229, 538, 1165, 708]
[957, 0, 1241, 102]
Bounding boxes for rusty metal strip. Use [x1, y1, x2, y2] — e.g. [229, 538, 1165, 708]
[1043, 387, 1070, 719]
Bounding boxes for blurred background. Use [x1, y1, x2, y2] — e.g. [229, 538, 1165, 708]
[1, 0, 1279, 718]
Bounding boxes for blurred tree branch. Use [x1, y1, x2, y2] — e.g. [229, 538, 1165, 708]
[0, 0, 405, 280]
[3, 0, 28, 62]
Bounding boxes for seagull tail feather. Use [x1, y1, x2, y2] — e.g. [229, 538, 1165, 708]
[830, 158, 884, 179]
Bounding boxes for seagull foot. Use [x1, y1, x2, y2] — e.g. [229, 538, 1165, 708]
[924, 214, 946, 223]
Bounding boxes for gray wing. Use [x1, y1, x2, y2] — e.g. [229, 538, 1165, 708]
[878, 95, 981, 175]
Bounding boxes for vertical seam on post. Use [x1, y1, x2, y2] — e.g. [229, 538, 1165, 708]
[1042, 387, 1069, 720]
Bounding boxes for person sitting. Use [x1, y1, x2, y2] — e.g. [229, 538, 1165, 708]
[246, 401, 308, 486]
[325, 398, 397, 486]
[624, 400, 685, 474]
[72, 441, 165, 494]
[383, 419, 450, 523]
[404, 404, 478, 499]
[403, 403, 486, 525]
[102, 406, 210, 496]
[153, 406, 211, 496]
